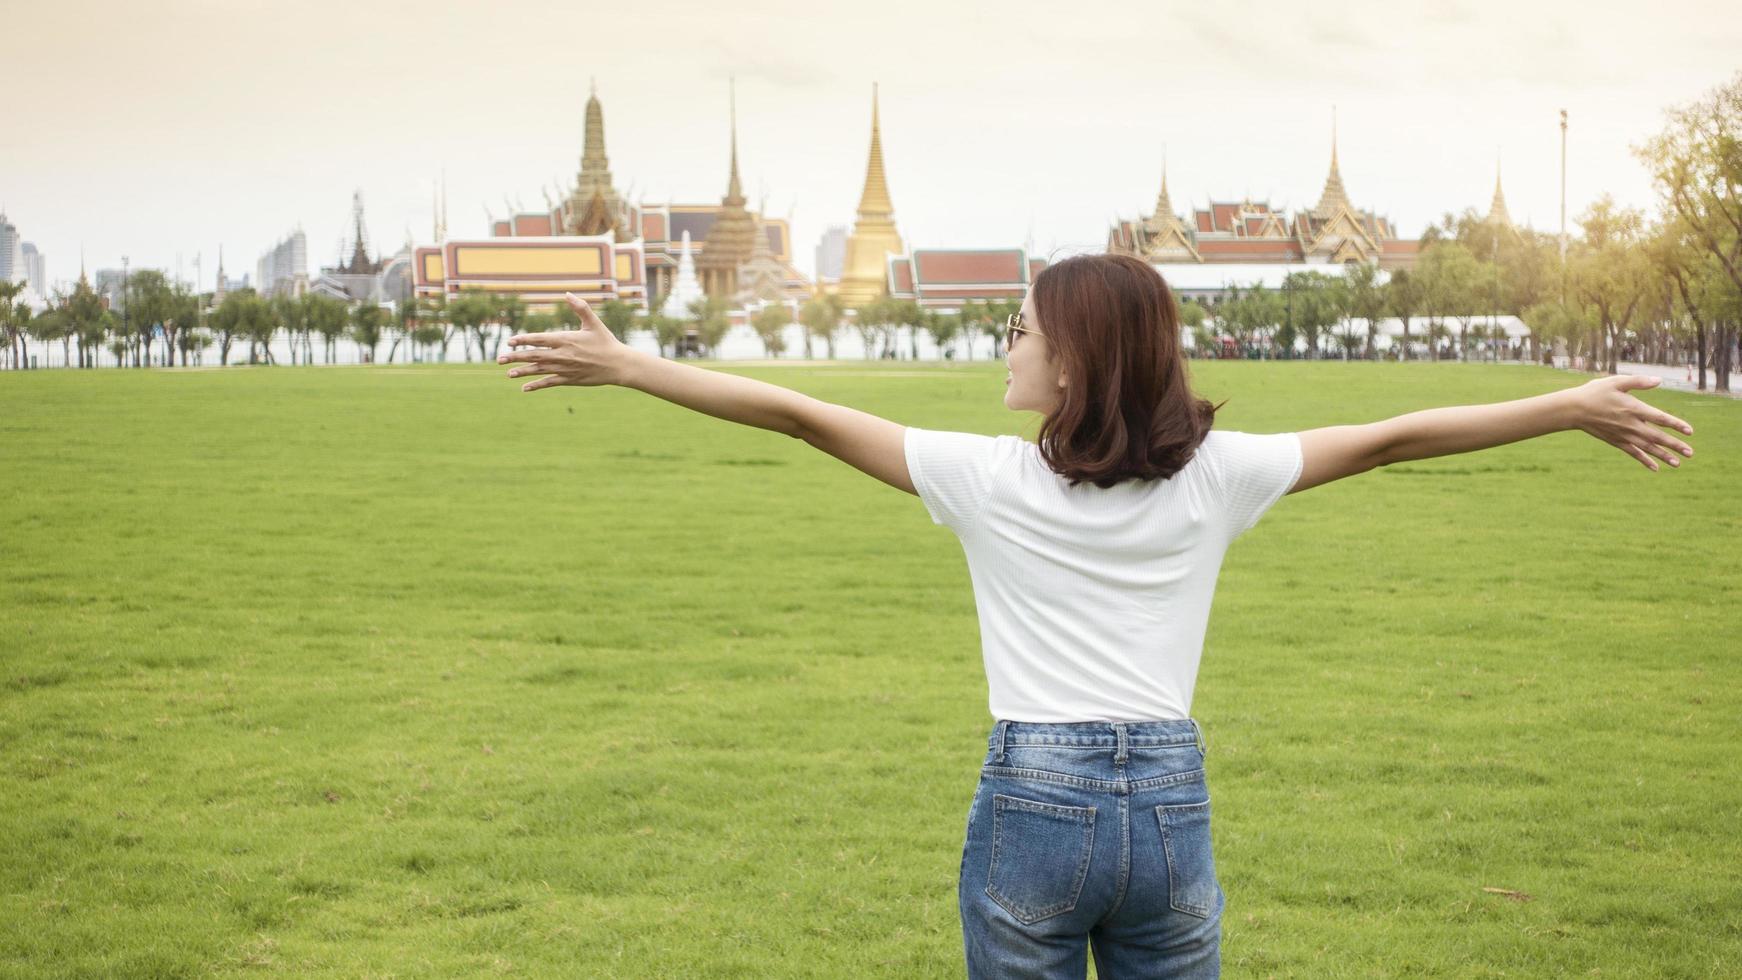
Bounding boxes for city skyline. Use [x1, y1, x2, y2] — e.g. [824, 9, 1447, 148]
[5, 0, 1739, 295]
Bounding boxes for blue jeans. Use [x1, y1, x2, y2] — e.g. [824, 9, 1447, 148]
[959, 719, 1224, 979]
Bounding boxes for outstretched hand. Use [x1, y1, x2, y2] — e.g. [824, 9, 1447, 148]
[1572, 375, 1694, 472]
[498, 293, 634, 391]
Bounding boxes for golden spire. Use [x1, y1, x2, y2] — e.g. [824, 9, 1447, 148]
[1487, 153, 1513, 228]
[837, 82, 904, 306]
[726, 76, 744, 204]
[1153, 146, 1173, 220]
[1314, 107, 1351, 218]
[855, 83, 894, 219]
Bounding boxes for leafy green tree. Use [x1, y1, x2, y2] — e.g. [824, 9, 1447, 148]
[923, 309, 961, 358]
[166, 288, 201, 367]
[0, 281, 23, 369]
[1343, 263, 1386, 359]
[851, 299, 891, 359]
[351, 303, 387, 363]
[648, 315, 686, 358]
[1416, 241, 1486, 360]
[209, 290, 273, 366]
[124, 270, 176, 368]
[30, 306, 67, 367]
[1385, 269, 1425, 360]
[688, 297, 731, 356]
[798, 293, 843, 359]
[1570, 197, 1653, 375]
[306, 294, 350, 364]
[274, 294, 311, 366]
[493, 293, 527, 361]
[446, 292, 499, 362]
[892, 299, 924, 360]
[596, 299, 636, 343]
[751, 304, 791, 357]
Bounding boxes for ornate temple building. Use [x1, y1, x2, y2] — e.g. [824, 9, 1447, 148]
[414, 85, 809, 312]
[837, 85, 905, 306]
[1108, 125, 1420, 270]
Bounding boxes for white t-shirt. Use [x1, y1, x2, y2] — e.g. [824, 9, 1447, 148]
[904, 426, 1303, 723]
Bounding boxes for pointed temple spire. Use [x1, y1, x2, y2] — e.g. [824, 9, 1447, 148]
[855, 82, 895, 219]
[1314, 107, 1351, 218]
[696, 79, 758, 296]
[566, 83, 621, 236]
[1152, 146, 1174, 221]
[837, 83, 905, 306]
[1486, 154, 1514, 228]
[726, 76, 745, 204]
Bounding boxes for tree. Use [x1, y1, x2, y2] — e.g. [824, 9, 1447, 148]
[798, 293, 842, 359]
[306, 294, 350, 364]
[851, 299, 890, 359]
[750, 303, 791, 357]
[492, 293, 527, 362]
[274, 294, 311, 366]
[1570, 197, 1652, 375]
[1343, 263, 1386, 359]
[61, 280, 108, 369]
[1640, 76, 1742, 391]
[688, 296, 730, 356]
[445, 292, 499, 362]
[241, 291, 281, 365]
[209, 291, 273, 366]
[166, 288, 201, 367]
[351, 303, 387, 363]
[30, 306, 67, 367]
[892, 299, 925, 360]
[124, 270, 176, 369]
[923, 309, 961, 359]
[1385, 269, 1424, 360]
[0, 281, 23, 369]
[1415, 241, 1487, 360]
[596, 299, 636, 343]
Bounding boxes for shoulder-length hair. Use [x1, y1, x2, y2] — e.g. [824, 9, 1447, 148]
[1030, 253, 1220, 489]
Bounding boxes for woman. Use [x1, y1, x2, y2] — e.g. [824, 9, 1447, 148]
[498, 254, 1693, 978]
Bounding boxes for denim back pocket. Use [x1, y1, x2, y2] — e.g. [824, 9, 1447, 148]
[986, 794, 1096, 925]
[1155, 799, 1218, 918]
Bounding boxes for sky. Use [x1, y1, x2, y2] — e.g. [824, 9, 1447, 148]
[5, 0, 1739, 293]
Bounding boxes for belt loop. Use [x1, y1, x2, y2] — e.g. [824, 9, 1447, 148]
[994, 720, 1009, 765]
[1190, 718, 1206, 755]
[1113, 722, 1129, 765]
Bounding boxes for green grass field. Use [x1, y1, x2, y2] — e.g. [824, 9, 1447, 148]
[2, 360, 1738, 978]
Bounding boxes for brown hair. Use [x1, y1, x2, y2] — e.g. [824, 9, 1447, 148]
[1030, 253, 1220, 489]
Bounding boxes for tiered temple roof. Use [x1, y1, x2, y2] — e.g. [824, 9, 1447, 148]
[885, 248, 1044, 309]
[1108, 122, 1420, 269]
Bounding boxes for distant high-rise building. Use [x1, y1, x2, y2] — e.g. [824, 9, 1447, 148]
[0, 212, 19, 284]
[814, 226, 847, 283]
[20, 243, 46, 296]
[94, 269, 126, 308]
[257, 229, 309, 298]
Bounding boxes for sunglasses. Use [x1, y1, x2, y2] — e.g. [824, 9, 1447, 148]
[1006, 312, 1043, 347]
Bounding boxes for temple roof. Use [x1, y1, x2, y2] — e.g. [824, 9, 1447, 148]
[1313, 113, 1352, 219]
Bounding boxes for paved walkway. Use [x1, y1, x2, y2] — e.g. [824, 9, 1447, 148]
[1614, 361, 1740, 398]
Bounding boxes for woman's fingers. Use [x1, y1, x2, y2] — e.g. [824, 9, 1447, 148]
[1621, 442, 1658, 471]
[1641, 440, 1681, 468]
[523, 375, 563, 392]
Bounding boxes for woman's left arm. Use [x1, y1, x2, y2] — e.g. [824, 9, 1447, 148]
[497, 295, 916, 494]
[1292, 375, 1696, 494]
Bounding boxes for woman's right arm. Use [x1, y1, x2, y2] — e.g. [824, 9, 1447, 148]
[1289, 375, 1696, 495]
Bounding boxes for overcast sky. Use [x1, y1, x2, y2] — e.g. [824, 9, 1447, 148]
[5, 0, 1738, 292]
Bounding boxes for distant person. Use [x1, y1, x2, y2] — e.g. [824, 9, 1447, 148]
[498, 256, 1694, 979]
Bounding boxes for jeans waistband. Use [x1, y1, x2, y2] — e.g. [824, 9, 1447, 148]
[987, 718, 1206, 754]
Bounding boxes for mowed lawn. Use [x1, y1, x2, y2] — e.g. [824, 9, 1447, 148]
[2, 359, 1738, 978]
